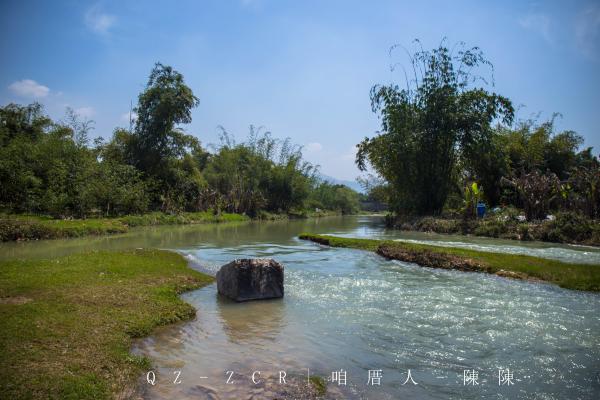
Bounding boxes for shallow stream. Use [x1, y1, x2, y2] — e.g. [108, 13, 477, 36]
[2, 216, 598, 399]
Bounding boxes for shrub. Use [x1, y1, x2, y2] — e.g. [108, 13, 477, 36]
[474, 220, 508, 238]
[414, 217, 460, 234]
[542, 211, 592, 243]
[517, 224, 533, 241]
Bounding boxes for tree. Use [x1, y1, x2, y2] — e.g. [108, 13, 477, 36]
[461, 129, 510, 207]
[132, 63, 200, 175]
[567, 160, 600, 218]
[308, 182, 360, 214]
[501, 171, 560, 221]
[0, 102, 50, 146]
[356, 41, 513, 215]
[500, 116, 583, 179]
[130, 63, 203, 211]
[63, 107, 95, 148]
[0, 103, 51, 211]
[203, 128, 318, 215]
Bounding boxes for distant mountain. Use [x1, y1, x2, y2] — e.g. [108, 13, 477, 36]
[318, 174, 364, 193]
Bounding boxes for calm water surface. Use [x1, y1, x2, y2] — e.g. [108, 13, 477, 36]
[1, 216, 599, 399]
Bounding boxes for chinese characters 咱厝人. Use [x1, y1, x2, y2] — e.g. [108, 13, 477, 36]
[144, 367, 516, 387]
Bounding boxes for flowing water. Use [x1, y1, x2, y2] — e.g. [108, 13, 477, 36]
[2, 216, 599, 399]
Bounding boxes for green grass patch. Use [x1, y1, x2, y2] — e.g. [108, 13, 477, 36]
[309, 375, 327, 396]
[299, 233, 600, 292]
[117, 211, 248, 227]
[0, 211, 249, 241]
[0, 249, 214, 399]
[0, 215, 129, 241]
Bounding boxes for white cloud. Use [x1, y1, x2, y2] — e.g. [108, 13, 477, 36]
[519, 13, 553, 43]
[75, 107, 95, 118]
[85, 4, 116, 34]
[8, 79, 50, 98]
[305, 142, 323, 152]
[575, 4, 600, 59]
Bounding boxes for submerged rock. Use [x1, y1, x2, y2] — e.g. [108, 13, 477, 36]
[216, 259, 284, 302]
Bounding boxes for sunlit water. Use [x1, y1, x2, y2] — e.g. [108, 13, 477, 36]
[1, 216, 599, 399]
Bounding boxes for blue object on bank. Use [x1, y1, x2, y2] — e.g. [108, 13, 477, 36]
[476, 202, 486, 218]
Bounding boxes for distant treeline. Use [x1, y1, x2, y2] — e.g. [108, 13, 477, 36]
[0, 64, 361, 218]
[357, 41, 600, 221]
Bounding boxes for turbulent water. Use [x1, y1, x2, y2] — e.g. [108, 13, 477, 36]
[2, 216, 599, 399]
[133, 217, 599, 400]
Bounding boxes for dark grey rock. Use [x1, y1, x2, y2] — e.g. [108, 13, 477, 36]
[216, 259, 284, 302]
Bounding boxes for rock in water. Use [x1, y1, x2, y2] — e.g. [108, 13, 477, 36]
[216, 259, 284, 302]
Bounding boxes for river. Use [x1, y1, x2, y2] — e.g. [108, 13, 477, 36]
[1, 216, 599, 399]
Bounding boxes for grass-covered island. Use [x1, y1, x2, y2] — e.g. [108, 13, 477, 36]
[299, 234, 600, 292]
[0, 249, 213, 399]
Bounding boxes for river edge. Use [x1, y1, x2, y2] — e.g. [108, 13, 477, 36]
[0, 212, 250, 242]
[386, 214, 600, 247]
[299, 234, 600, 292]
[0, 249, 214, 399]
[0, 246, 332, 400]
[0, 211, 361, 242]
[131, 254, 346, 400]
[2, 225, 597, 398]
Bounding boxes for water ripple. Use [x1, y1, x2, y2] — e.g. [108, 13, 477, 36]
[134, 218, 600, 400]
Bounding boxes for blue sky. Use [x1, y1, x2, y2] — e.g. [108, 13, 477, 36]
[1, 0, 599, 180]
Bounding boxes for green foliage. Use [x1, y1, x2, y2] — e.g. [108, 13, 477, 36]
[0, 104, 150, 217]
[129, 63, 206, 212]
[132, 63, 200, 175]
[465, 117, 590, 211]
[542, 211, 594, 243]
[0, 102, 50, 146]
[501, 170, 560, 221]
[565, 159, 600, 218]
[500, 116, 584, 179]
[357, 41, 513, 215]
[203, 127, 319, 216]
[463, 182, 483, 219]
[356, 41, 597, 224]
[462, 130, 510, 206]
[0, 64, 361, 221]
[473, 219, 509, 238]
[308, 181, 360, 214]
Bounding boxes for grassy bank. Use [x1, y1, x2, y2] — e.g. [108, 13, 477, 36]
[299, 234, 600, 291]
[0, 211, 249, 242]
[387, 211, 600, 247]
[0, 249, 214, 399]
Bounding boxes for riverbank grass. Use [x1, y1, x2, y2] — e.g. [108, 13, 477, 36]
[0, 249, 214, 399]
[0, 211, 249, 241]
[299, 234, 600, 291]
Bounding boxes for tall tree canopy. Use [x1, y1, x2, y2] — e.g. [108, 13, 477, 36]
[130, 63, 205, 210]
[356, 41, 514, 215]
[132, 63, 200, 177]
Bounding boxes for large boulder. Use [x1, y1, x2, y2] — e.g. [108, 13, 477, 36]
[216, 259, 284, 302]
